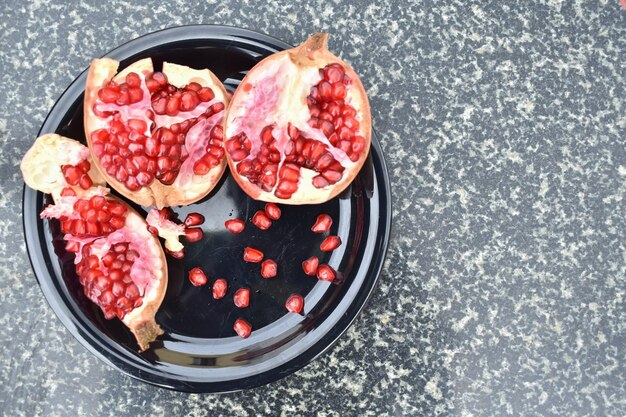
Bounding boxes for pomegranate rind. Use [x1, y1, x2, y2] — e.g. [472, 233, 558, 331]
[84, 58, 230, 208]
[224, 33, 372, 204]
[20, 134, 105, 200]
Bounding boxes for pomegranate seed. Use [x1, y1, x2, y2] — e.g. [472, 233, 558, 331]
[212, 279, 227, 299]
[166, 249, 185, 259]
[264, 203, 281, 220]
[225, 219, 245, 234]
[60, 187, 76, 197]
[320, 235, 342, 252]
[65, 240, 80, 252]
[316, 264, 336, 282]
[285, 294, 304, 314]
[302, 256, 319, 276]
[311, 214, 333, 233]
[233, 318, 251, 338]
[188, 267, 207, 286]
[243, 247, 263, 263]
[184, 212, 205, 227]
[233, 288, 250, 308]
[185, 227, 204, 242]
[252, 210, 272, 230]
[261, 259, 277, 279]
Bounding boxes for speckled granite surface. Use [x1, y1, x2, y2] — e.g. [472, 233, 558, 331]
[1, 1, 624, 416]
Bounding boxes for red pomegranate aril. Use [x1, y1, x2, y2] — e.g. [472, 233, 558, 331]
[225, 218, 245, 234]
[243, 247, 263, 263]
[264, 203, 281, 220]
[184, 212, 205, 227]
[252, 210, 272, 230]
[212, 278, 227, 299]
[233, 288, 250, 308]
[60, 187, 76, 197]
[261, 259, 277, 279]
[185, 227, 204, 242]
[302, 256, 319, 276]
[316, 264, 336, 282]
[311, 214, 333, 233]
[188, 267, 207, 286]
[233, 318, 252, 338]
[320, 235, 342, 252]
[166, 248, 185, 259]
[285, 294, 304, 314]
[198, 87, 215, 102]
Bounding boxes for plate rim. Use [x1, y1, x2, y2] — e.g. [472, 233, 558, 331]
[22, 24, 393, 393]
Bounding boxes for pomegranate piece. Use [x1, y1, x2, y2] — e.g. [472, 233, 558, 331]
[233, 288, 250, 308]
[146, 208, 185, 253]
[224, 33, 371, 204]
[311, 214, 333, 233]
[225, 218, 246, 234]
[285, 294, 304, 314]
[212, 278, 227, 299]
[85, 58, 231, 208]
[188, 267, 208, 286]
[261, 259, 278, 279]
[233, 318, 252, 338]
[316, 264, 336, 282]
[264, 203, 281, 220]
[21, 135, 167, 352]
[251, 210, 272, 230]
[184, 227, 204, 242]
[302, 256, 319, 276]
[243, 247, 264, 263]
[320, 235, 342, 252]
[184, 212, 205, 227]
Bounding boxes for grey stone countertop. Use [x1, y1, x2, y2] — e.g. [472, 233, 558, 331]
[1, 1, 624, 416]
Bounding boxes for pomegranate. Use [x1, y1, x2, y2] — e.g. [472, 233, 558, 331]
[234, 318, 252, 338]
[146, 208, 185, 253]
[251, 210, 272, 230]
[264, 203, 281, 220]
[243, 247, 264, 263]
[224, 33, 371, 204]
[21, 135, 168, 351]
[311, 214, 333, 233]
[285, 294, 304, 314]
[320, 235, 342, 252]
[316, 264, 336, 282]
[233, 288, 250, 308]
[212, 278, 227, 299]
[225, 218, 245, 234]
[302, 256, 319, 276]
[188, 267, 207, 286]
[84, 58, 230, 208]
[261, 259, 277, 278]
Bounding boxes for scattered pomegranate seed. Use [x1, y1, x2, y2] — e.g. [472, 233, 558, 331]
[316, 264, 336, 282]
[264, 203, 281, 220]
[188, 267, 207, 286]
[285, 294, 304, 314]
[166, 249, 184, 259]
[185, 227, 204, 242]
[302, 256, 319, 276]
[261, 259, 278, 278]
[320, 235, 342, 252]
[311, 214, 333, 233]
[243, 247, 263, 263]
[225, 218, 245, 234]
[184, 212, 205, 227]
[233, 288, 250, 308]
[212, 279, 227, 299]
[252, 210, 272, 230]
[233, 318, 252, 338]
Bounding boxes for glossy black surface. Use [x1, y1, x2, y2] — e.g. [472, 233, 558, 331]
[22, 26, 391, 393]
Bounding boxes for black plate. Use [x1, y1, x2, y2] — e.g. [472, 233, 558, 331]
[22, 25, 392, 393]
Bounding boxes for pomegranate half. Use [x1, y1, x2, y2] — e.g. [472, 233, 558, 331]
[21, 134, 167, 351]
[224, 33, 371, 204]
[84, 58, 230, 208]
